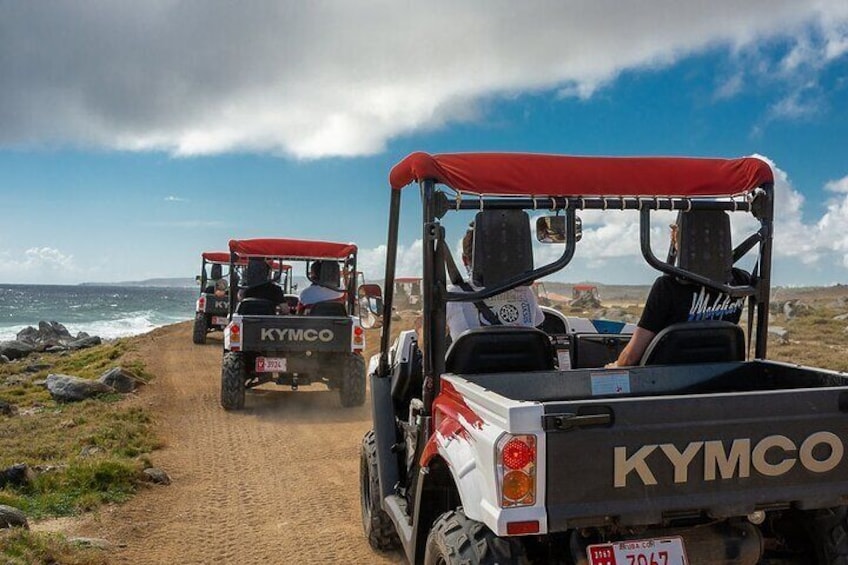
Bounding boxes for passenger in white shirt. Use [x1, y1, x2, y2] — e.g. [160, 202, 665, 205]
[447, 225, 543, 342]
[298, 261, 344, 313]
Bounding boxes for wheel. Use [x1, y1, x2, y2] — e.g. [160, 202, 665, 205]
[192, 313, 208, 344]
[339, 354, 366, 407]
[221, 352, 246, 410]
[360, 430, 400, 551]
[424, 509, 528, 565]
[804, 506, 848, 564]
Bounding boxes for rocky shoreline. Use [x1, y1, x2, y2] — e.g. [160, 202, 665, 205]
[0, 321, 102, 363]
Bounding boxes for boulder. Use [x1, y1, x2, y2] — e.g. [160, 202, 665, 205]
[98, 367, 144, 393]
[0, 354, 8, 364]
[0, 340, 35, 361]
[0, 505, 28, 529]
[16, 321, 74, 348]
[142, 467, 171, 485]
[783, 300, 811, 319]
[0, 400, 17, 417]
[67, 336, 102, 350]
[834, 313, 848, 321]
[79, 446, 103, 458]
[24, 363, 51, 374]
[769, 326, 789, 345]
[45, 374, 114, 402]
[0, 464, 34, 488]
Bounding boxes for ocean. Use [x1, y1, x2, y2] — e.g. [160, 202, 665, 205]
[0, 284, 198, 342]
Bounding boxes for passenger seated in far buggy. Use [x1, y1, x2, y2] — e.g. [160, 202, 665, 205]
[297, 260, 346, 316]
[446, 210, 544, 344]
[237, 258, 288, 315]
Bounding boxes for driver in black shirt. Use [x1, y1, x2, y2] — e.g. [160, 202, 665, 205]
[611, 217, 750, 367]
[240, 258, 288, 312]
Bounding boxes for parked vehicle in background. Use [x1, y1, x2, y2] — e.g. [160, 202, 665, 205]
[359, 151, 848, 565]
[221, 238, 366, 410]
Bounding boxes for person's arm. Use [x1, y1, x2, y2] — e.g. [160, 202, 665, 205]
[609, 327, 656, 367]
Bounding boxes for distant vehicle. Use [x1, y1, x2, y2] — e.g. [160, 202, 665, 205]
[394, 277, 422, 309]
[571, 283, 601, 309]
[221, 238, 366, 410]
[193, 252, 236, 345]
[358, 151, 848, 565]
[531, 281, 552, 307]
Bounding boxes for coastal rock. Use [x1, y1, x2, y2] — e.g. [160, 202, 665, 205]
[0, 400, 17, 417]
[79, 446, 103, 458]
[24, 362, 51, 373]
[834, 313, 848, 321]
[782, 300, 811, 320]
[69, 537, 113, 550]
[68, 336, 102, 350]
[0, 354, 8, 364]
[142, 467, 171, 485]
[16, 321, 74, 348]
[98, 367, 144, 393]
[0, 340, 35, 361]
[45, 374, 114, 402]
[0, 505, 28, 529]
[769, 326, 789, 345]
[0, 464, 33, 489]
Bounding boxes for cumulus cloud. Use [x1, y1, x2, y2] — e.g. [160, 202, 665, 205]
[0, 1, 845, 158]
[0, 247, 77, 283]
[358, 239, 423, 281]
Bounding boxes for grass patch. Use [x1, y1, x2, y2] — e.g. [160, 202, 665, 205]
[0, 529, 108, 565]
[0, 338, 162, 524]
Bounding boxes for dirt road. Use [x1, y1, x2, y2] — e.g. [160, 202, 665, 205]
[59, 322, 402, 564]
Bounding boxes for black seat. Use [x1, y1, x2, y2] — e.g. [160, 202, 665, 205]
[640, 320, 744, 366]
[236, 298, 276, 315]
[307, 301, 347, 316]
[445, 327, 555, 374]
[572, 333, 631, 369]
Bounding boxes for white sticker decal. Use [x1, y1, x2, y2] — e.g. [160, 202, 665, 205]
[591, 372, 630, 395]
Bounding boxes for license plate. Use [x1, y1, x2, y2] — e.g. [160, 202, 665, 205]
[255, 357, 286, 372]
[212, 316, 228, 326]
[588, 536, 687, 565]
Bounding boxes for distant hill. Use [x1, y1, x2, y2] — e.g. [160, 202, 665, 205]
[80, 277, 197, 288]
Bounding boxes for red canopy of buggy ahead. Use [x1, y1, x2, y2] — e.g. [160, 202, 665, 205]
[389, 152, 774, 198]
[201, 252, 232, 264]
[228, 238, 357, 260]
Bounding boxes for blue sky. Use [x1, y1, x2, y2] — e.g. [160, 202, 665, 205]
[0, 1, 846, 286]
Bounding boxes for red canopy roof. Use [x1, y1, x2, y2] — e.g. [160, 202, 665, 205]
[395, 277, 421, 283]
[229, 238, 357, 260]
[201, 252, 231, 264]
[389, 152, 774, 197]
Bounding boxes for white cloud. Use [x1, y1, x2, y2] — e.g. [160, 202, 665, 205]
[0, 2, 845, 158]
[358, 239, 423, 281]
[164, 195, 188, 202]
[825, 175, 848, 193]
[0, 247, 77, 283]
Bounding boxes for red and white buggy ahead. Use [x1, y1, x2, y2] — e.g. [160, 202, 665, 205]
[221, 238, 366, 410]
[361, 152, 848, 565]
[193, 252, 237, 345]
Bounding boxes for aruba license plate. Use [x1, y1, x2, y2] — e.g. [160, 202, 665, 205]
[212, 316, 228, 326]
[255, 357, 286, 373]
[587, 536, 688, 565]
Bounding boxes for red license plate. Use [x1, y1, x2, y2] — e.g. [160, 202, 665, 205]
[255, 357, 286, 372]
[211, 316, 228, 326]
[587, 536, 687, 565]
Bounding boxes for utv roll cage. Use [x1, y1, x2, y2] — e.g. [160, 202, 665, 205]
[199, 251, 236, 291]
[226, 237, 358, 315]
[373, 151, 774, 561]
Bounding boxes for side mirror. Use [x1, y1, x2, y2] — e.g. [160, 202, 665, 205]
[195, 275, 202, 284]
[358, 284, 384, 329]
[536, 215, 582, 244]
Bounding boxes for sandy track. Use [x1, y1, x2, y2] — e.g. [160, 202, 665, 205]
[62, 322, 403, 564]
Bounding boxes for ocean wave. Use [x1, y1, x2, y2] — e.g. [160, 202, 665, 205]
[0, 312, 191, 342]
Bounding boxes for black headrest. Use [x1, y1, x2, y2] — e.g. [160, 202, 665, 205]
[640, 321, 744, 366]
[236, 298, 276, 315]
[210, 264, 223, 280]
[472, 210, 533, 287]
[307, 301, 347, 316]
[311, 260, 342, 290]
[677, 210, 732, 283]
[445, 326, 555, 374]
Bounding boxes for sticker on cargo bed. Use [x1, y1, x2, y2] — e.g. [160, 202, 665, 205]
[591, 372, 630, 395]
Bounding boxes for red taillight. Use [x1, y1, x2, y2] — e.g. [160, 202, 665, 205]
[198, 296, 206, 310]
[502, 438, 535, 470]
[354, 326, 364, 336]
[506, 521, 540, 535]
[231, 324, 240, 335]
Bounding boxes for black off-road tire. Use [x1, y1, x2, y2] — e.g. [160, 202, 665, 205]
[192, 314, 208, 345]
[424, 509, 528, 565]
[804, 506, 848, 564]
[220, 352, 246, 411]
[340, 354, 366, 407]
[360, 430, 401, 551]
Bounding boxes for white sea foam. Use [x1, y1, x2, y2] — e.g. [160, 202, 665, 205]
[0, 313, 190, 341]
